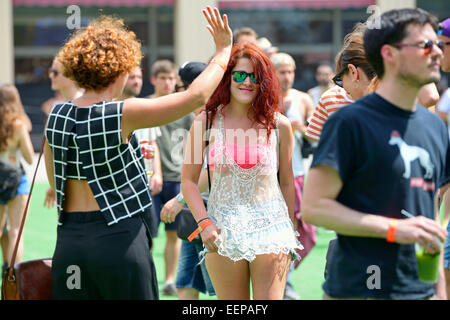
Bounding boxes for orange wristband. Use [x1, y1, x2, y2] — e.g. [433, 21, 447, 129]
[386, 218, 398, 243]
[188, 219, 213, 242]
[211, 59, 227, 72]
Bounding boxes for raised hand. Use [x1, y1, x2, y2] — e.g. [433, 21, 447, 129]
[202, 6, 233, 53]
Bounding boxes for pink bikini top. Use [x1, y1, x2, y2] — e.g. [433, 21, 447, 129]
[208, 141, 268, 170]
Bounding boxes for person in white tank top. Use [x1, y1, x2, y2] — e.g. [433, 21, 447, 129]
[271, 52, 317, 299]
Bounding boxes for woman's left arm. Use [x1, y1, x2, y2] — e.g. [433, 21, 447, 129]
[277, 115, 295, 224]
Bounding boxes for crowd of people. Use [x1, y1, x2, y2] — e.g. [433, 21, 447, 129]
[1, 6, 450, 300]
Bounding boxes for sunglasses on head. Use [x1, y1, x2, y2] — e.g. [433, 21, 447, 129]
[393, 39, 445, 54]
[48, 68, 60, 77]
[231, 71, 256, 84]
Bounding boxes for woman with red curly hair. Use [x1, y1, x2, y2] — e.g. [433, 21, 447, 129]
[44, 7, 232, 300]
[182, 42, 302, 300]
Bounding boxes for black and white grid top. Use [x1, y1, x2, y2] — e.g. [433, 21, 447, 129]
[45, 100, 152, 226]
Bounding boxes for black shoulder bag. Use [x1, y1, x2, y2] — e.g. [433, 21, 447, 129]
[0, 161, 22, 203]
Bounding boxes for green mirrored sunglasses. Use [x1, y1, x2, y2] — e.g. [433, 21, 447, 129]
[231, 71, 256, 84]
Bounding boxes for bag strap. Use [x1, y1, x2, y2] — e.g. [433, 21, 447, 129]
[6, 137, 46, 279]
[205, 111, 212, 191]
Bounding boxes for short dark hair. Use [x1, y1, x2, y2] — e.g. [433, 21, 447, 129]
[363, 8, 438, 78]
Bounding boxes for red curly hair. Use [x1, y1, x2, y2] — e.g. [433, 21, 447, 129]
[57, 15, 142, 92]
[205, 42, 282, 139]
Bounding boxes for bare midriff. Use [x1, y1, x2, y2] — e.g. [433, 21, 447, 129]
[63, 179, 100, 212]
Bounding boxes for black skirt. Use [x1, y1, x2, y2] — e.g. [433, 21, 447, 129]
[52, 210, 159, 300]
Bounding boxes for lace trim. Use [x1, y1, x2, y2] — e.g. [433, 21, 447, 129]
[198, 230, 302, 264]
[216, 245, 301, 263]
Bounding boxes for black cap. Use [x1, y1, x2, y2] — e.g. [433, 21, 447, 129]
[178, 62, 207, 88]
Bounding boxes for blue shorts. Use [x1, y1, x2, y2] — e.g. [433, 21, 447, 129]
[0, 174, 30, 205]
[444, 222, 450, 269]
[175, 240, 215, 296]
[152, 181, 180, 234]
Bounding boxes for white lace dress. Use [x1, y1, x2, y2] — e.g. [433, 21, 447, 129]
[205, 108, 303, 262]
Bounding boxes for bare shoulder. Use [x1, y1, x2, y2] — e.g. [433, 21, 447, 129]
[189, 111, 209, 136]
[122, 97, 140, 108]
[275, 113, 292, 131]
[194, 110, 207, 123]
[8, 119, 27, 145]
[13, 118, 27, 132]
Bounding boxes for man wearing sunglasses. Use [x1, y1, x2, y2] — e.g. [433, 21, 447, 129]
[41, 58, 83, 116]
[436, 17, 450, 299]
[303, 8, 449, 300]
[41, 57, 84, 210]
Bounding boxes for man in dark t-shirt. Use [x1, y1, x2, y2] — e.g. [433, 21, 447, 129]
[302, 8, 449, 299]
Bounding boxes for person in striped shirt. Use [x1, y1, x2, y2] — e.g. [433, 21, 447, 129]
[305, 86, 353, 142]
[306, 23, 377, 142]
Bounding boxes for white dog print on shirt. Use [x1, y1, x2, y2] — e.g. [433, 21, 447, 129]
[389, 130, 434, 179]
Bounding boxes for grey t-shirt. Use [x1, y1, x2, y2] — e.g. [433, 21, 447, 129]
[156, 114, 194, 182]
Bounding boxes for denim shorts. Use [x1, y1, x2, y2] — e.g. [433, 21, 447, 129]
[444, 222, 450, 269]
[175, 240, 215, 296]
[152, 181, 180, 233]
[0, 174, 30, 205]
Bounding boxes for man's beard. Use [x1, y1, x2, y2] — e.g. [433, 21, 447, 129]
[397, 59, 441, 88]
[282, 82, 292, 92]
[123, 86, 140, 97]
[398, 70, 440, 88]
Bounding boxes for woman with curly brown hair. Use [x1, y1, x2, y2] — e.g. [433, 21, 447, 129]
[44, 7, 232, 299]
[182, 42, 302, 300]
[0, 84, 34, 272]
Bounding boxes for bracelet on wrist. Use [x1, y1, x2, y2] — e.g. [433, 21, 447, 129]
[197, 217, 210, 225]
[175, 192, 186, 205]
[210, 59, 227, 72]
[188, 219, 213, 242]
[386, 218, 398, 243]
